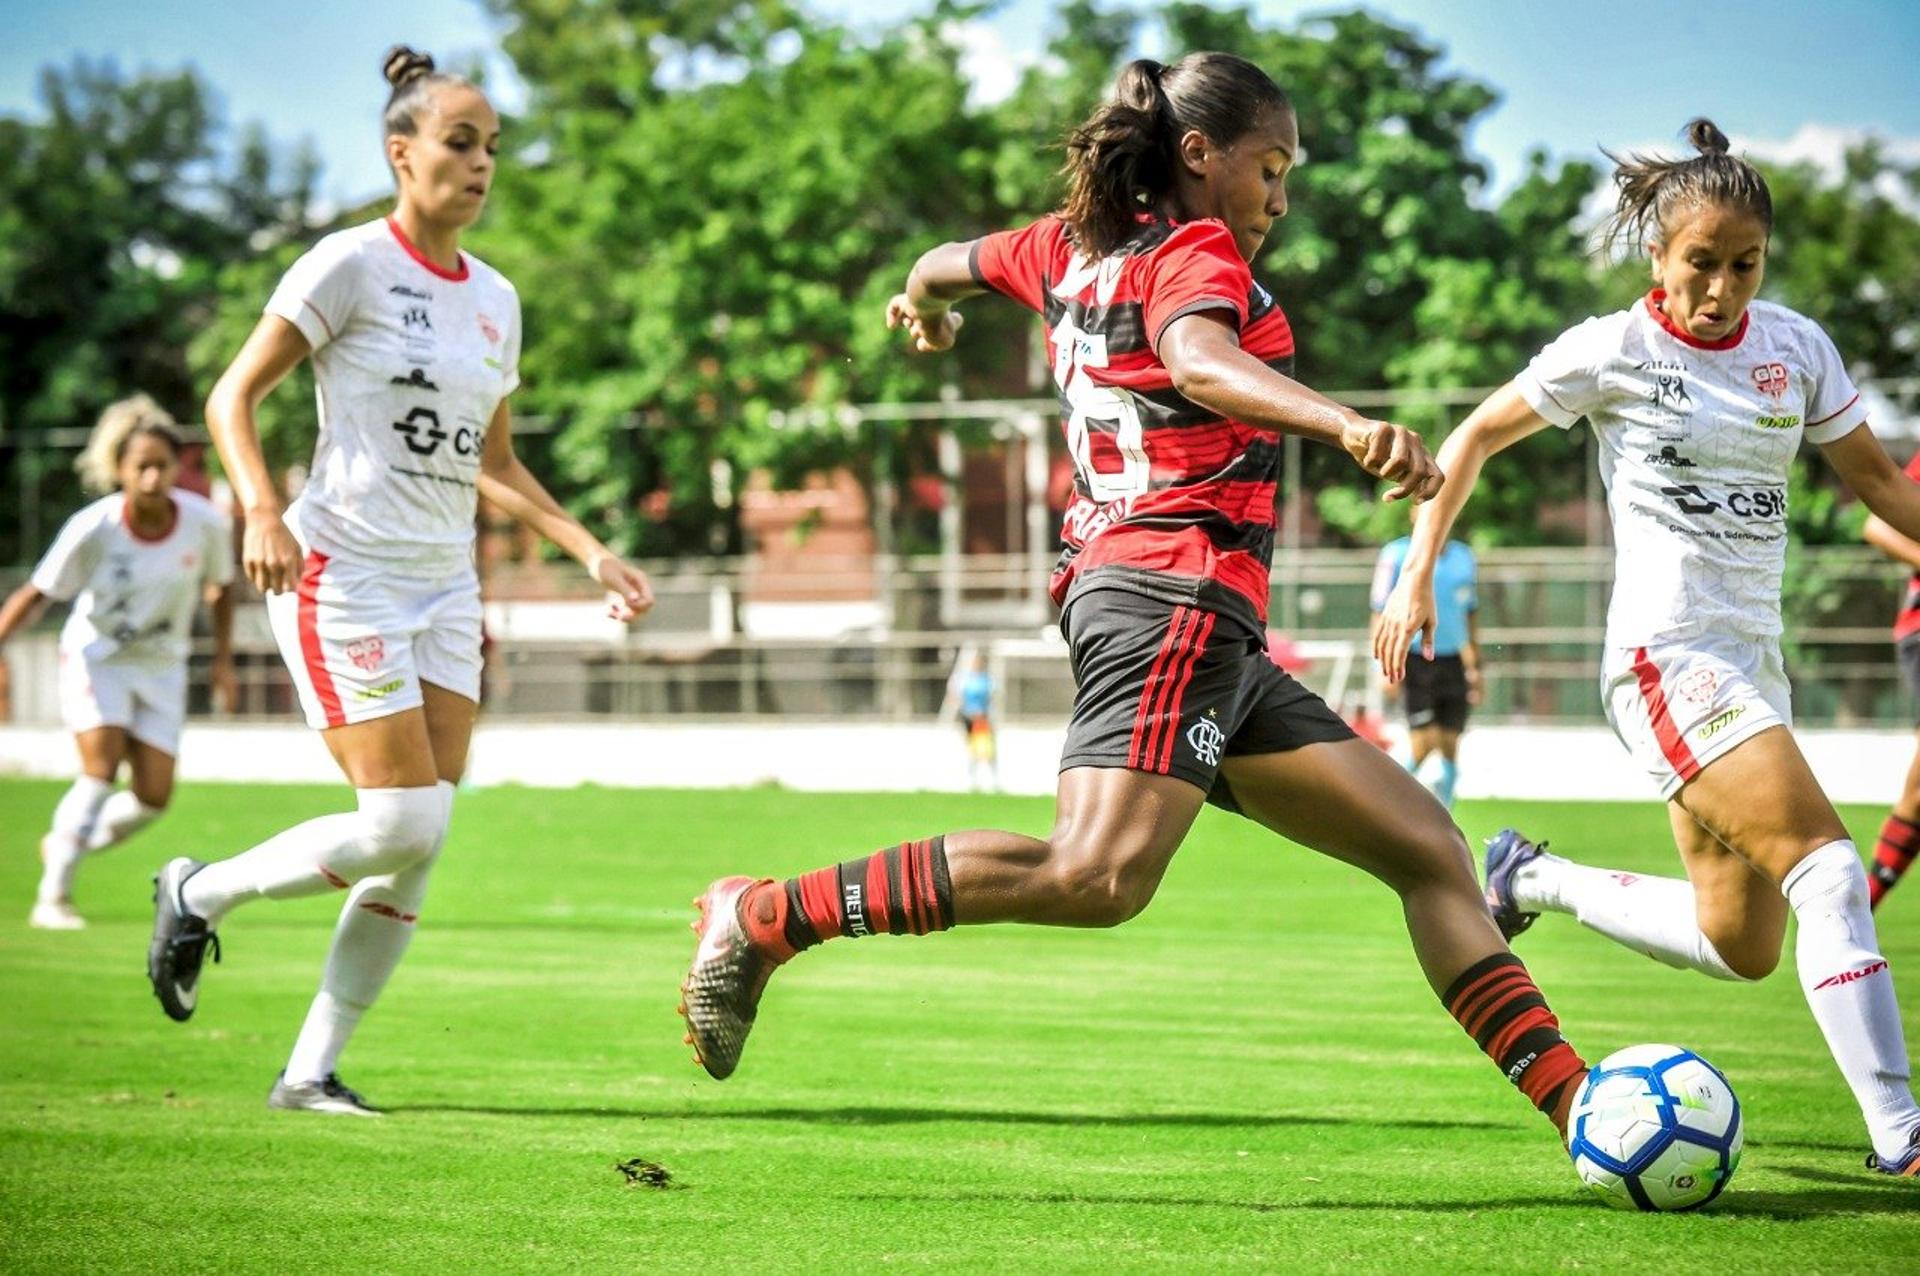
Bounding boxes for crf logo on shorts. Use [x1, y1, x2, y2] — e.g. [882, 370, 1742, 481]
[1187, 717, 1225, 766]
[345, 636, 386, 673]
[1673, 668, 1719, 707]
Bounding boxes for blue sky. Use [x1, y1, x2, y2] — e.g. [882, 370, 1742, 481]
[4, 0, 1918, 206]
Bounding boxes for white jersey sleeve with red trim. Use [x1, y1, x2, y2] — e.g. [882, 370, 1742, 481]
[29, 499, 110, 602]
[1797, 319, 1868, 444]
[1513, 313, 1629, 429]
[266, 234, 364, 353]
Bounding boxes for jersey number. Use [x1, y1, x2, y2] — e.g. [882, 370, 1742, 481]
[1053, 316, 1149, 502]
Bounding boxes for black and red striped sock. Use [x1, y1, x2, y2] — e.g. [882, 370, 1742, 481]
[741, 837, 954, 960]
[1442, 953, 1588, 1131]
[1871, 814, 1920, 910]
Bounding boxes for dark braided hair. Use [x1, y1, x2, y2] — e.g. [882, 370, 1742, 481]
[382, 45, 466, 139]
[1602, 118, 1773, 256]
[1061, 52, 1291, 260]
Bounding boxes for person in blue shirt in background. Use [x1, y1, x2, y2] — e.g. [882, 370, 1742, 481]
[1370, 536, 1481, 807]
[947, 649, 999, 792]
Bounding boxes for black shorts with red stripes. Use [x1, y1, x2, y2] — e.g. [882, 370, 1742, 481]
[1059, 579, 1355, 808]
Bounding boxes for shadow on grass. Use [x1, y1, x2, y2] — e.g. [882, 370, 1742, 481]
[396, 1103, 1508, 1134]
[839, 1189, 1578, 1214]
[838, 1184, 1918, 1219]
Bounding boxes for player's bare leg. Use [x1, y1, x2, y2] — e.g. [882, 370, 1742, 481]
[1217, 739, 1586, 1134]
[680, 768, 1205, 1078]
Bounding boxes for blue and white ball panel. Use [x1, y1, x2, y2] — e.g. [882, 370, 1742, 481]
[1568, 1044, 1743, 1211]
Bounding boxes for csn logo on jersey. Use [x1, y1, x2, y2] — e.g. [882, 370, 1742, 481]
[1660, 484, 1786, 519]
[391, 407, 483, 459]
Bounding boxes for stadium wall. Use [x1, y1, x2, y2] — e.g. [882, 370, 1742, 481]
[0, 722, 1908, 805]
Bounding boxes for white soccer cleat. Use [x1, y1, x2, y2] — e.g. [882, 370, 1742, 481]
[28, 900, 86, 930]
[268, 1072, 382, 1117]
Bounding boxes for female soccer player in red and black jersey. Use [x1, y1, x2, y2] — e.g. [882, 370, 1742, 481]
[680, 52, 1591, 1141]
[1865, 449, 1920, 909]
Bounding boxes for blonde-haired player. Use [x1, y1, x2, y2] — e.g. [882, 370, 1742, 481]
[0, 395, 236, 928]
[149, 46, 653, 1115]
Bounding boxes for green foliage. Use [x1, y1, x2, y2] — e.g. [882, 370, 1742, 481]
[0, 60, 313, 558]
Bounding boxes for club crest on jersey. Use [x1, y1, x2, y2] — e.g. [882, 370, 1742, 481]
[1751, 362, 1789, 401]
[344, 636, 386, 673]
[477, 313, 501, 345]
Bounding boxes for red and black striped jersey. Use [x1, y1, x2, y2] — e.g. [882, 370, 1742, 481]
[1897, 452, 1920, 642]
[969, 214, 1295, 624]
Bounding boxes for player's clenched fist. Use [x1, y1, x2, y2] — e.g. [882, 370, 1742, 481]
[885, 294, 964, 353]
[1340, 417, 1443, 503]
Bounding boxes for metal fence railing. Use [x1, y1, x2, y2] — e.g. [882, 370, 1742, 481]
[3, 547, 1912, 728]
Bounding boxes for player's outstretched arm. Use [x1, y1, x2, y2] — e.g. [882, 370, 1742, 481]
[1157, 311, 1439, 503]
[885, 241, 980, 353]
[475, 398, 653, 622]
[1374, 382, 1548, 684]
[0, 582, 47, 648]
[1824, 426, 1920, 556]
[205, 316, 312, 596]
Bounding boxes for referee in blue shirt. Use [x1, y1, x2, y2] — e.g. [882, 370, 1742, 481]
[1370, 536, 1481, 807]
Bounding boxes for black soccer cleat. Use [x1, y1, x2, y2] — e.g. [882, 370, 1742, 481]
[148, 857, 219, 1022]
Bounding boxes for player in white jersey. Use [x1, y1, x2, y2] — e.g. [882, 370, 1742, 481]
[0, 396, 235, 929]
[147, 47, 654, 1117]
[1377, 120, 1920, 1177]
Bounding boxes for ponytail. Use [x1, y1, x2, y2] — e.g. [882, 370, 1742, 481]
[1061, 52, 1290, 260]
[1602, 117, 1772, 256]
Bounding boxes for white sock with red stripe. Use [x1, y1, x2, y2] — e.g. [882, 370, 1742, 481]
[1511, 854, 1744, 980]
[39, 775, 114, 903]
[85, 790, 165, 853]
[283, 782, 453, 1085]
[183, 785, 446, 926]
[1783, 840, 1920, 1161]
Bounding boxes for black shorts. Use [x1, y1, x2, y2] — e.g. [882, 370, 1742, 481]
[1403, 653, 1470, 733]
[1059, 584, 1355, 811]
[1901, 636, 1920, 726]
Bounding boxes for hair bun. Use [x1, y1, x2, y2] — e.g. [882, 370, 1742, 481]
[1685, 117, 1731, 157]
[384, 45, 435, 89]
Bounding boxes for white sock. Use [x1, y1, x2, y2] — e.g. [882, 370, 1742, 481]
[85, 790, 165, 853]
[183, 785, 446, 927]
[1513, 853, 1745, 981]
[1782, 841, 1920, 1161]
[283, 781, 454, 1085]
[38, 776, 114, 903]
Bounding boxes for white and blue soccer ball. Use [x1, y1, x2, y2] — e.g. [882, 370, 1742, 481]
[1567, 1044, 1743, 1211]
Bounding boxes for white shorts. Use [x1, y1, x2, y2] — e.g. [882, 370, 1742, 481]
[1603, 633, 1791, 800]
[267, 547, 483, 731]
[58, 652, 186, 754]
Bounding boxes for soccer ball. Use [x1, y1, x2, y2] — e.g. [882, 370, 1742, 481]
[1567, 1044, 1743, 1211]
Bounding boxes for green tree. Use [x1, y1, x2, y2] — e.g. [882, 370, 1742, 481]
[0, 60, 313, 559]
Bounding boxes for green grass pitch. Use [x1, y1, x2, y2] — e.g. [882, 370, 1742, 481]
[1, 779, 1915, 1271]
